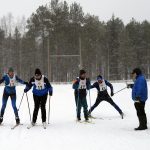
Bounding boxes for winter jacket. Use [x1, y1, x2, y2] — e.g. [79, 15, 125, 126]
[132, 75, 148, 102]
[25, 75, 53, 96]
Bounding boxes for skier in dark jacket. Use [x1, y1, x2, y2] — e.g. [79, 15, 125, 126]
[89, 75, 124, 119]
[24, 68, 53, 128]
[127, 68, 148, 130]
[72, 69, 91, 122]
[0, 67, 27, 125]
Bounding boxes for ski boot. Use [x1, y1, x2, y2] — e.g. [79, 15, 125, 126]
[0, 117, 3, 125]
[134, 126, 148, 131]
[43, 122, 46, 129]
[76, 117, 81, 122]
[16, 117, 20, 125]
[120, 112, 124, 119]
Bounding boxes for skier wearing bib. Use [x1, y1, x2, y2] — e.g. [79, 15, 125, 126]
[0, 67, 27, 125]
[73, 69, 91, 121]
[89, 75, 124, 119]
[24, 68, 53, 127]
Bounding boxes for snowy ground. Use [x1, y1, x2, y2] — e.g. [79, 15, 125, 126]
[0, 82, 150, 150]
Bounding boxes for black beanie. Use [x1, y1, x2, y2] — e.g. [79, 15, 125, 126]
[79, 69, 86, 76]
[131, 68, 142, 76]
[35, 68, 42, 75]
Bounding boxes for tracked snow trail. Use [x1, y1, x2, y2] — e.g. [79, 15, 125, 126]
[0, 83, 150, 150]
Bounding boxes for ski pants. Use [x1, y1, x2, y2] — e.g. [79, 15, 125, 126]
[0, 92, 19, 118]
[32, 94, 48, 123]
[75, 96, 88, 119]
[89, 94, 122, 114]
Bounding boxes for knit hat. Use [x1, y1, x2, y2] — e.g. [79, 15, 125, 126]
[79, 69, 86, 76]
[97, 75, 103, 81]
[131, 68, 142, 76]
[35, 68, 42, 75]
[8, 67, 14, 72]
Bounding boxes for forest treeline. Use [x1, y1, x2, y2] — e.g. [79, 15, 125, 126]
[0, 0, 150, 82]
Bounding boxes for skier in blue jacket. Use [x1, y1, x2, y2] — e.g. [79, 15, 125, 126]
[24, 68, 53, 128]
[127, 68, 148, 130]
[89, 75, 124, 119]
[0, 67, 27, 125]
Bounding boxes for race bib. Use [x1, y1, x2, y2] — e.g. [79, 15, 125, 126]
[99, 80, 107, 91]
[79, 79, 87, 89]
[35, 75, 45, 90]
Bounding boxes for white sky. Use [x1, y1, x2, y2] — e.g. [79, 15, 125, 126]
[0, 0, 149, 23]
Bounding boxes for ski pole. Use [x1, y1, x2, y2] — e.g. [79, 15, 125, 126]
[114, 87, 127, 95]
[26, 93, 32, 122]
[18, 92, 25, 111]
[48, 96, 51, 124]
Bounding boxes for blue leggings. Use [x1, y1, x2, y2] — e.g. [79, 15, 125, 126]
[0, 92, 18, 118]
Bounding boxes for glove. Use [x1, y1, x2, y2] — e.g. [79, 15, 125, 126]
[24, 82, 29, 85]
[24, 89, 28, 93]
[127, 84, 134, 89]
[49, 91, 53, 96]
[111, 91, 114, 96]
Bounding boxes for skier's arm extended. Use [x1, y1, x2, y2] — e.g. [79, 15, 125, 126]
[90, 82, 97, 89]
[105, 80, 114, 96]
[24, 77, 34, 93]
[16, 76, 28, 85]
[0, 76, 5, 84]
[44, 77, 53, 96]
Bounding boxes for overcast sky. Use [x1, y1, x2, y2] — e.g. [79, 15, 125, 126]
[0, 0, 149, 23]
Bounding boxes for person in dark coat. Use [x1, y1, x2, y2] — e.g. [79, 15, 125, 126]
[89, 75, 124, 119]
[72, 69, 91, 122]
[127, 68, 148, 130]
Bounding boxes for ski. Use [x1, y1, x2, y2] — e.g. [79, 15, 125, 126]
[89, 115, 104, 120]
[83, 120, 95, 124]
[11, 123, 23, 130]
[27, 123, 46, 129]
[76, 120, 95, 124]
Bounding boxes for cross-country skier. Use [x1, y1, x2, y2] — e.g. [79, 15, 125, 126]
[0, 67, 28, 125]
[72, 69, 91, 122]
[88, 75, 124, 119]
[127, 68, 148, 130]
[24, 68, 53, 128]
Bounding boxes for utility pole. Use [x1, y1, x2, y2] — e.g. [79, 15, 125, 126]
[79, 36, 82, 69]
[47, 31, 50, 80]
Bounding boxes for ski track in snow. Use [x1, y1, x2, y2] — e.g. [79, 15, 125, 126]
[0, 83, 150, 150]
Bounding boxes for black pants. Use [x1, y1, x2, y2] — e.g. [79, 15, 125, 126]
[134, 101, 147, 128]
[32, 94, 48, 123]
[89, 94, 122, 114]
[75, 96, 88, 119]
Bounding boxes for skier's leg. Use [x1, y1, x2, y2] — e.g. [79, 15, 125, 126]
[88, 97, 102, 114]
[40, 94, 48, 123]
[0, 93, 9, 118]
[81, 97, 88, 120]
[77, 98, 81, 120]
[10, 94, 18, 117]
[105, 96, 123, 114]
[32, 95, 40, 123]
[10, 94, 20, 124]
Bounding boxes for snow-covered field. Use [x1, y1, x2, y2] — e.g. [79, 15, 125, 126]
[0, 82, 150, 150]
